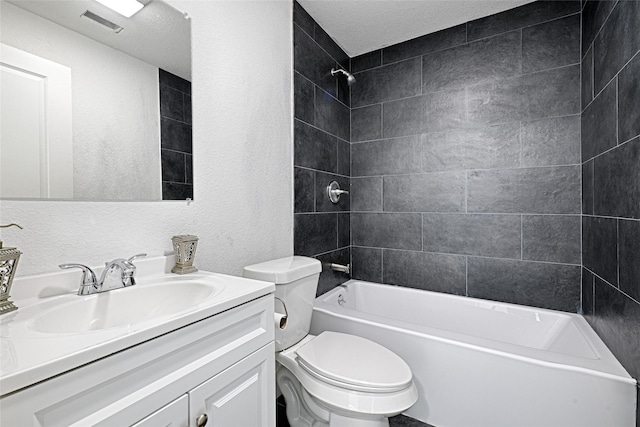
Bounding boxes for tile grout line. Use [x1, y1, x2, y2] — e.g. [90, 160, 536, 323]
[616, 219, 619, 290]
[360, 11, 580, 73]
[521, 215, 524, 260]
[584, 49, 640, 113]
[585, 266, 640, 306]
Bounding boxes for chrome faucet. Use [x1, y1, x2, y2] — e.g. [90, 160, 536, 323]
[60, 254, 146, 296]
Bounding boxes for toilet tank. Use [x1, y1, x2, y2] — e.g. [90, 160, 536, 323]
[243, 256, 321, 351]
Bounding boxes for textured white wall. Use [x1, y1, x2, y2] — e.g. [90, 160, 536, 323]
[1, 2, 161, 200]
[0, 0, 294, 276]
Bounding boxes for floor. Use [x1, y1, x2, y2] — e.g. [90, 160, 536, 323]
[276, 396, 434, 427]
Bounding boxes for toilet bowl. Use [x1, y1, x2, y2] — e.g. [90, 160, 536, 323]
[243, 256, 417, 427]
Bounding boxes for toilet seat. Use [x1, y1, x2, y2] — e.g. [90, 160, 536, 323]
[295, 331, 413, 393]
[277, 334, 418, 417]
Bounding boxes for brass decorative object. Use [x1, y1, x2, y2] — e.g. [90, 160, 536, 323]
[0, 224, 23, 315]
[171, 235, 198, 274]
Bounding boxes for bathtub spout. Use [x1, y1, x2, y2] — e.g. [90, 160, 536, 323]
[329, 263, 350, 275]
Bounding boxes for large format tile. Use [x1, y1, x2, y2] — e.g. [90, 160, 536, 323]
[466, 77, 523, 127]
[338, 213, 350, 248]
[294, 213, 337, 256]
[294, 25, 337, 97]
[351, 104, 382, 142]
[582, 215, 618, 286]
[465, 123, 521, 170]
[161, 149, 186, 183]
[384, 89, 467, 138]
[467, 1, 580, 42]
[352, 58, 421, 107]
[592, 278, 640, 380]
[351, 246, 383, 283]
[294, 167, 314, 213]
[593, 0, 640, 93]
[581, 0, 617, 53]
[161, 117, 192, 153]
[293, 1, 314, 37]
[351, 136, 421, 176]
[593, 137, 640, 219]
[351, 213, 422, 250]
[315, 86, 350, 140]
[421, 88, 468, 134]
[582, 268, 594, 317]
[337, 139, 350, 176]
[336, 69, 351, 107]
[520, 65, 580, 121]
[159, 68, 190, 94]
[382, 24, 466, 64]
[316, 247, 351, 296]
[185, 154, 192, 184]
[581, 79, 617, 161]
[521, 115, 581, 167]
[160, 85, 185, 122]
[383, 249, 467, 295]
[582, 160, 594, 215]
[467, 166, 581, 214]
[162, 182, 193, 201]
[522, 14, 580, 74]
[619, 219, 640, 302]
[351, 50, 382, 73]
[294, 120, 337, 172]
[522, 215, 581, 264]
[314, 24, 349, 70]
[467, 257, 581, 312]
[294, 72, 314, 124]
[460, 66, 579, 128]
[618, 53, 640, 143]
[422, 31, 522, 94]
[383, 172, 466, 213]
[351, 177, 383, 212]
[423, 213, 521, 258]
[581, 46, 593, 110]
[382, 95, 424, 138]
[421, 130, 466, 172]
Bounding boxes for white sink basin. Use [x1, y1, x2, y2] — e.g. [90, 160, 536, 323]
[29, 280, 222, 334]
[0, 256, 275, 398]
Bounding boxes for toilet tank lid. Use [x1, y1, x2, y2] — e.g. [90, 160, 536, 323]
[243, 256, 321, 284]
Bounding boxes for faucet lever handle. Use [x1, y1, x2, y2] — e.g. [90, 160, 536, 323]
[127, 253, 147, 264]
[59, 263, 99, 295]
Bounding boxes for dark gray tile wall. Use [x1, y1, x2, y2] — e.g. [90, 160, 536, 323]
[160, 69, 192, 200]
[290, 0, 640, 421]
[350, 2, 582, 311]
[580, 0, 640, 413]
[293, 2, 350, 294]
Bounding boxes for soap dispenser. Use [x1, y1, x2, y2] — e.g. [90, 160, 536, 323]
[0, 224, 23, 314]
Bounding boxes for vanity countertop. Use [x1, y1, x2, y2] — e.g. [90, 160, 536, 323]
[0, 256, 274, 396]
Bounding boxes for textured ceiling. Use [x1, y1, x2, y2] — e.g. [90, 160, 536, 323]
[296, 0, 536, 57]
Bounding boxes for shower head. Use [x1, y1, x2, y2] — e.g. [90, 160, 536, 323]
[331, 67, 356, 86]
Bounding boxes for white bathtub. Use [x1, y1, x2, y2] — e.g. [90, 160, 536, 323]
[310, 280, 637, 427]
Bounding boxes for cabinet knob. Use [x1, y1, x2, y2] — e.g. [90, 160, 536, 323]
[196, 413, 208, 427]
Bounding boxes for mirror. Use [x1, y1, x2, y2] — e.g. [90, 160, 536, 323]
[0, 0, 192, 201]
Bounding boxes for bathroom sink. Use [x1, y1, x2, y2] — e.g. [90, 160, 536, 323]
[29, 280, 222, 334]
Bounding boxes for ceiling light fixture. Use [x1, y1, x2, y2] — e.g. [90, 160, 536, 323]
[95, 0, 144, 18]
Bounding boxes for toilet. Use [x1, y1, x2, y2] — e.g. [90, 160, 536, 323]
[243, 256, 418, 427]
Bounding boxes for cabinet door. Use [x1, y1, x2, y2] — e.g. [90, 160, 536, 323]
[189, 343, 274, 427]
[132, 395, 188, 427]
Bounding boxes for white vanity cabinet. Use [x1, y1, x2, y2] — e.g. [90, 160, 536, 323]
[0, 295, 275, 427]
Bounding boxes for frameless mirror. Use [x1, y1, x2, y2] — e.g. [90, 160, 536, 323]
[0, 0, 192, 201]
